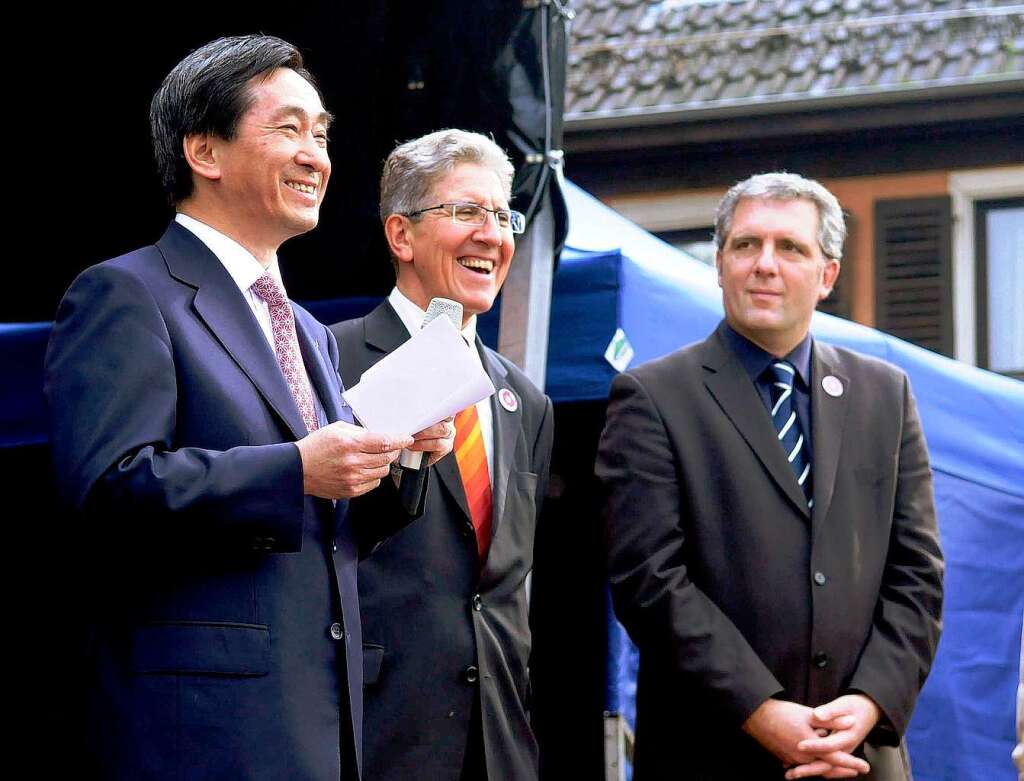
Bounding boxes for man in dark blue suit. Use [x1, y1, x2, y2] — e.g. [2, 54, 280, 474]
[45, 35, 452, 780]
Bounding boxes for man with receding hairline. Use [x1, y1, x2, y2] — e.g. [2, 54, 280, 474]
[598, 172, 943, 780]
[332, 129, 553, 781]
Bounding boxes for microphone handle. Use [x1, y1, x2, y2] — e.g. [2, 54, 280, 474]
[399, 448, 425, 470]
[399, 297, 462, 471]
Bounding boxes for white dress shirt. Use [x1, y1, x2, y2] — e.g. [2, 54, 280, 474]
[388, 287, 495, 479]
[175, 213, 284, 349]
[175, 213, 326, 427]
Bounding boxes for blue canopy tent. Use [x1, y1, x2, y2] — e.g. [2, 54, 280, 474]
[1, 182, 1021, 779]
[553, 182, 1024, 781]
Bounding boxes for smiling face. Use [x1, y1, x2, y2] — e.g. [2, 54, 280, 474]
[387, 163, 515, 325]
[716, 197, 840, 356]
[188, 67, 331, 263]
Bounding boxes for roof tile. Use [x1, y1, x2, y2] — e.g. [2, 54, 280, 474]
[811, 0, 834, 17]
[567, 0, 1024, 122]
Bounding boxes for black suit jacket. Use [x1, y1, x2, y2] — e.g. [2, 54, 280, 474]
[44, 222, 413, 780]
[331, 301, 554, 781]
[597, 322, 943, 781]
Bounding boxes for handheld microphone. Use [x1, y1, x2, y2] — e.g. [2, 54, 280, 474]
[398, 297, 465, 470]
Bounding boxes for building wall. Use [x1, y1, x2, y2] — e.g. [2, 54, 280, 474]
[601, 171, 951, 328]
[821, 171, 949, 326]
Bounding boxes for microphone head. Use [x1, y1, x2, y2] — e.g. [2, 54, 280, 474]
[423, 297, 464, 330]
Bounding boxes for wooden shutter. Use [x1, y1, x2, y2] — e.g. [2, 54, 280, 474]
[874, 196, 954, 357]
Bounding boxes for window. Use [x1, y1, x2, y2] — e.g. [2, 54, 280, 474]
[949, 166, 1024, 369]
[975, 197, 1023, 378]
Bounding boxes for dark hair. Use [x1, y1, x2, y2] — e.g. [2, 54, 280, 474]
[150, 34, 320, 204]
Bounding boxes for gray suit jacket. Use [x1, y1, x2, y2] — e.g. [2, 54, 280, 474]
[331, 301, 554, 781]
[597, 322, 943, 781]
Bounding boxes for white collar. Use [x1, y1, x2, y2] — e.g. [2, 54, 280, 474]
[388, 287, 478, 344]
[175, 213, 283, 293]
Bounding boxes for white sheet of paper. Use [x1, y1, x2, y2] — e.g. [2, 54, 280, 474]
[342, 316, 496, 435]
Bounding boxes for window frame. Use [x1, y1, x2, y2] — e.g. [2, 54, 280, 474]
[974, 196, 1024, 379]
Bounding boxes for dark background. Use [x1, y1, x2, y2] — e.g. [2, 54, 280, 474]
[22, 2, 540, 322]
[11, 6, 603, 777]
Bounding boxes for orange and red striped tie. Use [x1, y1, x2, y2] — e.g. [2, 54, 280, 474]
[454, 403, 493, 564]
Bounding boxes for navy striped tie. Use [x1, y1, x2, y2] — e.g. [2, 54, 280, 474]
[767, 361, 813, 508]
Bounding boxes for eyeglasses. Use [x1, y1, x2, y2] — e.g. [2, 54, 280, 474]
[404, 202, 526, 234]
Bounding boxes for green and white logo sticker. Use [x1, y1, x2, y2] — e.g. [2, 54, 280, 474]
[604, 328, 634, 372]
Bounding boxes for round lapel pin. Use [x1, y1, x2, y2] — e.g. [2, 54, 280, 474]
[822, 375, 844, 397]
[498, 388, 519, 412]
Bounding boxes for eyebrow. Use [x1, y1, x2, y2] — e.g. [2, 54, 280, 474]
[269, 104, 334, 130]
[450, 195, 511, 210]
[731, 233, 811, 249]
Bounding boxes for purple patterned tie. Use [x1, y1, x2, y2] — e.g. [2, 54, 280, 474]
[250, 273, 320, 434]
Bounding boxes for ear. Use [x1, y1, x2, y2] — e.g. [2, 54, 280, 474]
[715, 250, 725, 288]
[182, 133, 221, 183]
[819, 258, 841, 299]
[384, 214, 416, 265]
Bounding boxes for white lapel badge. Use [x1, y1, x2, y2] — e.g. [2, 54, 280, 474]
[822, 375, 844, 397]
[498, 388, 519, 412]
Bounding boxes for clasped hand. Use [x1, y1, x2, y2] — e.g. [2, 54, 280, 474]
[296, 417, 456, 499]
[742, 694, 880, 779]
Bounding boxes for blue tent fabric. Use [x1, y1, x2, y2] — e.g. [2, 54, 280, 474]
[1, 323, 51, 447]
[558, 180, 1024, 781]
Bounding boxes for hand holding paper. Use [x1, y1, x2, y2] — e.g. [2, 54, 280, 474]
[342, 316, 496, 439]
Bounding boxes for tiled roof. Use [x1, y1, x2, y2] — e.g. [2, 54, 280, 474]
[566, 0, 1024, 127]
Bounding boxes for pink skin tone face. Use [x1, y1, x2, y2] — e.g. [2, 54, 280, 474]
[184, 67, 331, 266]
[389, 163, 515, 327]
[716, 197, 840, 356]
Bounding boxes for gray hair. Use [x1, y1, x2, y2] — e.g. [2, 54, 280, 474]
[379, 129, 515, 223]
[713, 172, 847, 260]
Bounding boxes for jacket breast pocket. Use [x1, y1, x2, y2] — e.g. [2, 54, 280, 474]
[129, 621, 270, 676]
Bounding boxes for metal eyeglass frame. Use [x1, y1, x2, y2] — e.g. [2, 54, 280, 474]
[404, 202, 526, 234]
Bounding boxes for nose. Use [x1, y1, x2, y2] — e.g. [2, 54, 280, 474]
[472, 211, 503, 247]
[296, 134, 331, 175]
[753, 243, 779, 274]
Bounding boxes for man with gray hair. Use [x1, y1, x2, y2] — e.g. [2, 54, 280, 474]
[598, 172, 943, 779]
[331, 129, 553, 781]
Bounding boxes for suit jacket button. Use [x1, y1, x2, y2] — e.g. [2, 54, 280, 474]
[471, 594, 483, 611]
[332, 542, 338, 553]
[463, 665, 479, 684]
[329, 623, 345, 641]
[813, 652, 829, 669]
[813, 571, 827, 586]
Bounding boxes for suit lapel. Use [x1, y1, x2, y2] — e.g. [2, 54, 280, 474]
[364, 302, 472, 522]
[363, 301, 411, 355]
[810, 342, 849, 528]
[701, 326, 810, 516]
[479, 341, 515, 548]
[157, 223, 307, 441]
[294, 311, 345, 425]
